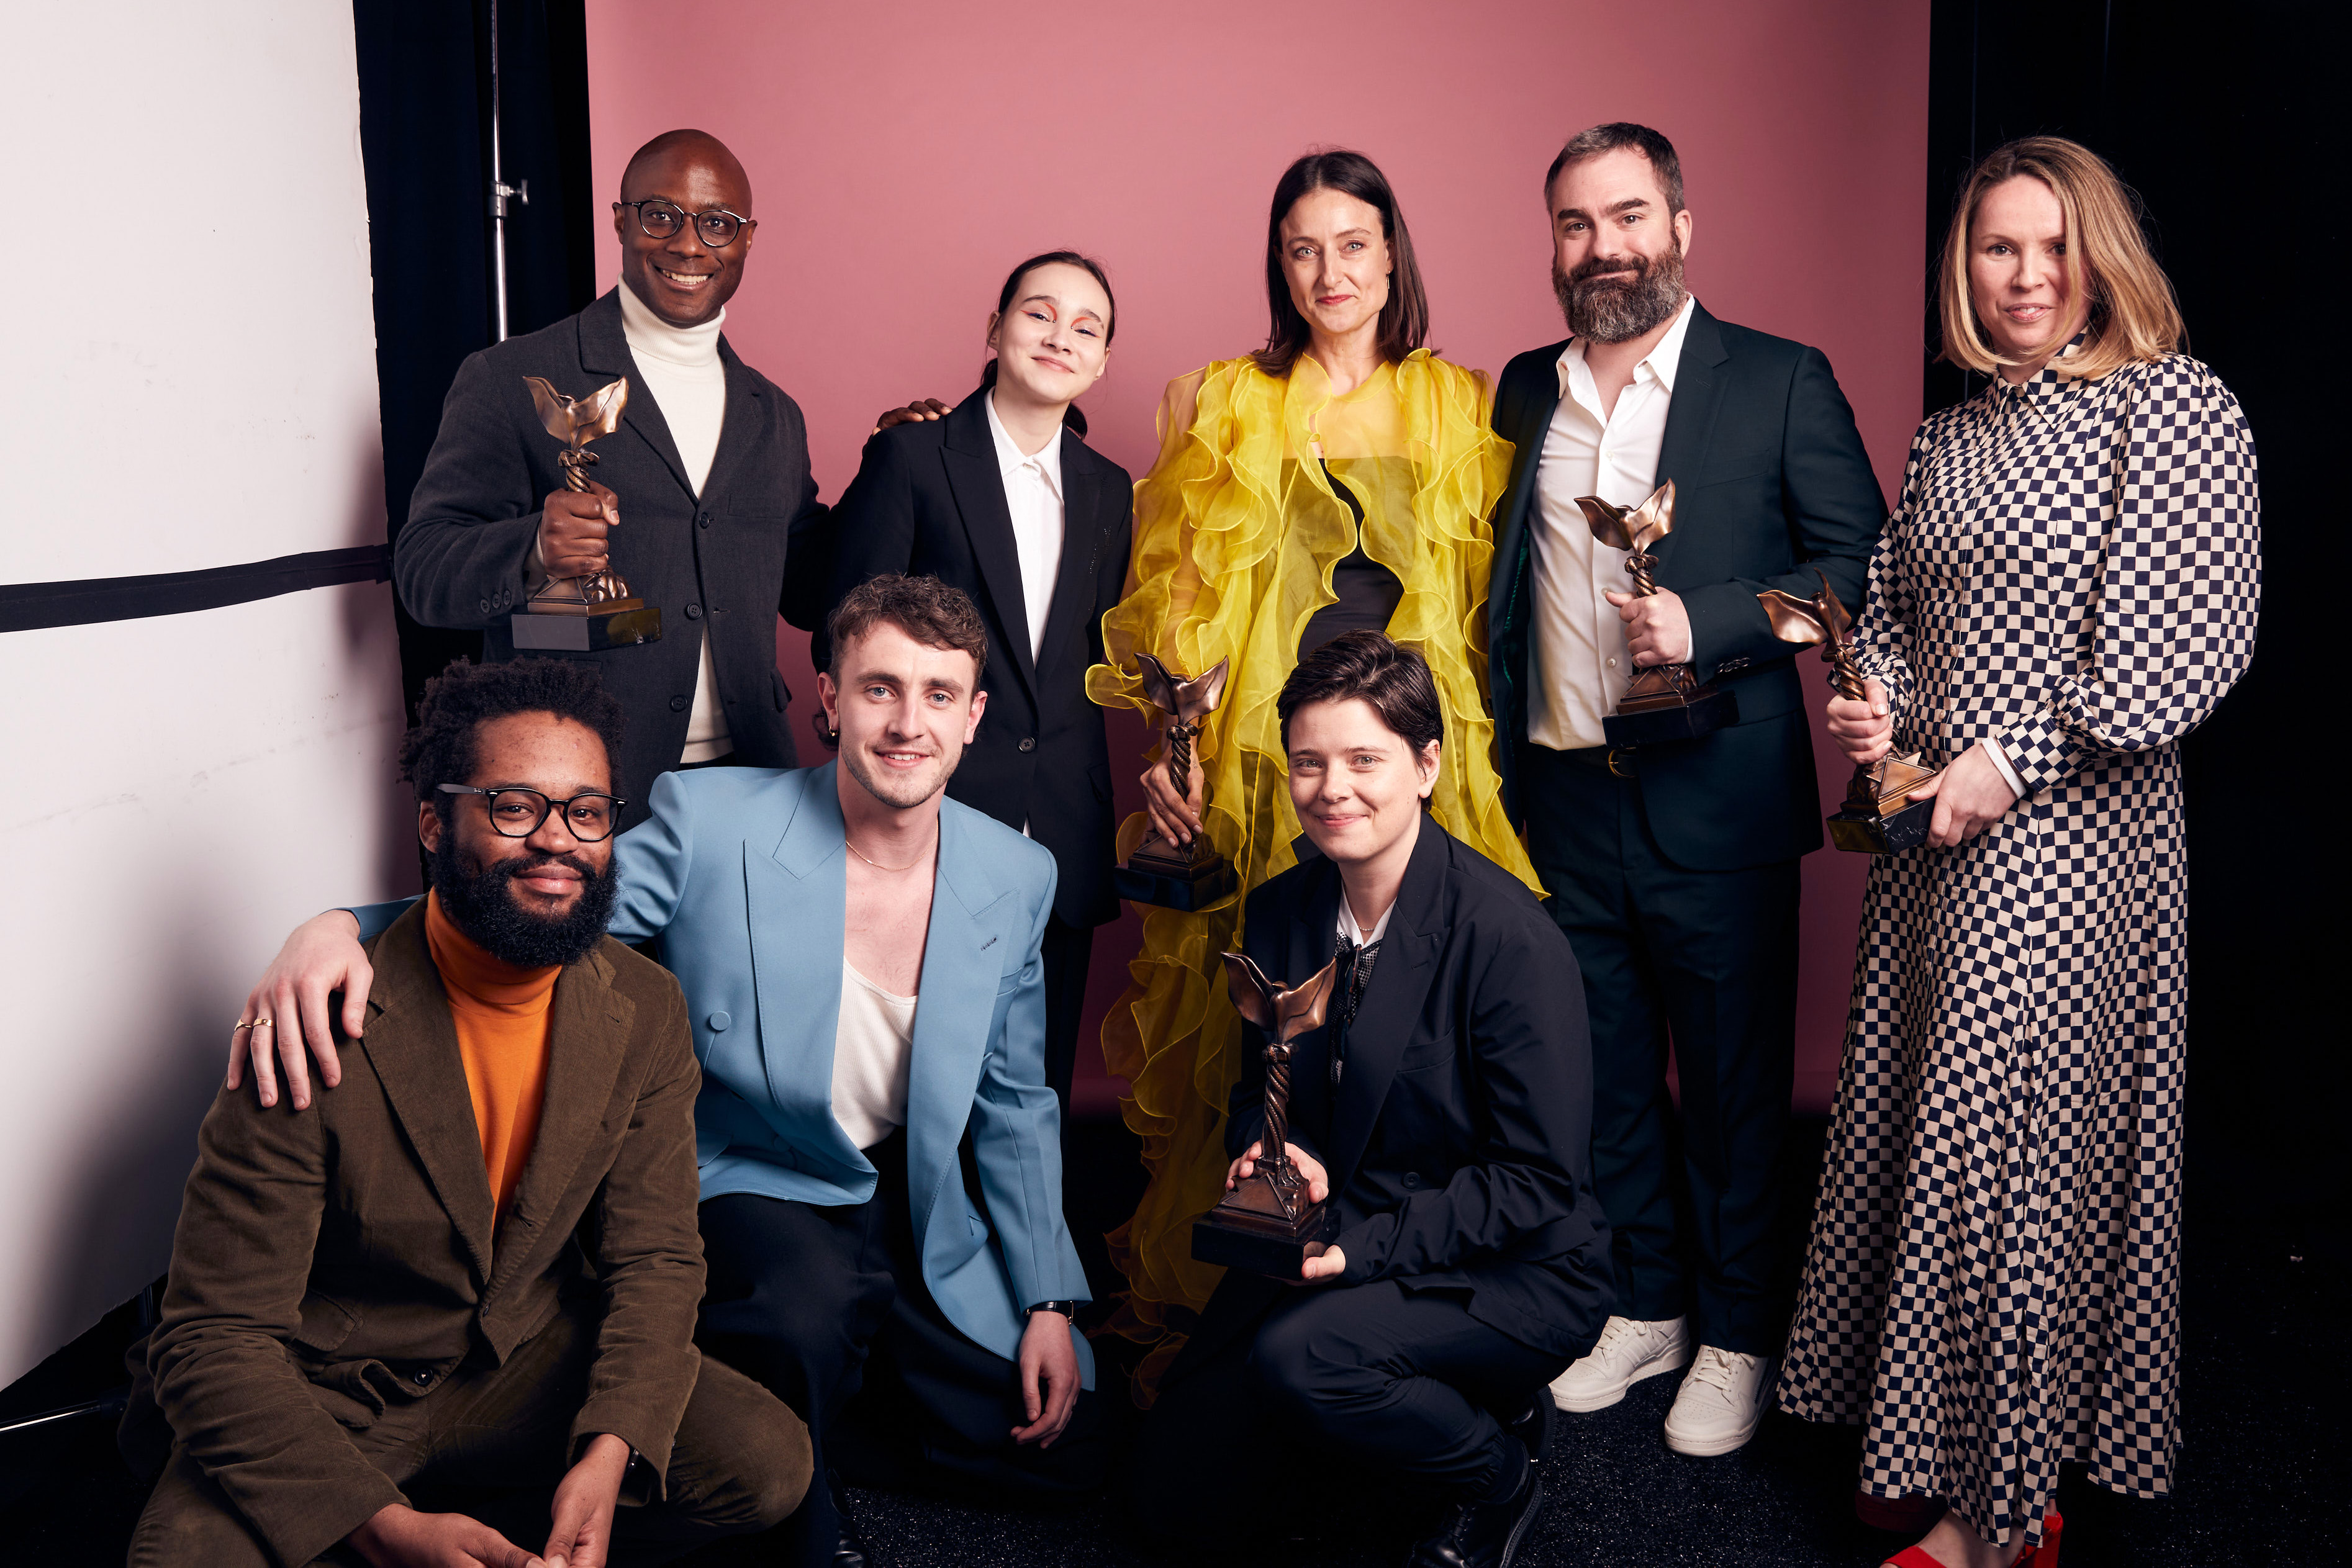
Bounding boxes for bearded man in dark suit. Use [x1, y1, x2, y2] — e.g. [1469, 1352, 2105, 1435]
[1485, 124, 1883, 1457]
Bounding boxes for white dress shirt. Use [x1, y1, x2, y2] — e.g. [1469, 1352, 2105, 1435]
[983, 390, 1066, 665]
[1338, 888, 1395, 947]
[1526, 295, 1699, 751]
[831, 958, 916, 1153]
[615, 279, 733, 764]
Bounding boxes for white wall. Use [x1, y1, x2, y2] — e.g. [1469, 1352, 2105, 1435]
[0, 6, 405, 1384]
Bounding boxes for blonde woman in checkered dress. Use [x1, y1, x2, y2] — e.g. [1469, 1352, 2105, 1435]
[1776, 138, 2260, 1568]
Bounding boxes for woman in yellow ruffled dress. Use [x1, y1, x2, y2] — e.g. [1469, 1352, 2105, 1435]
[1087, 150, 1542, 1385]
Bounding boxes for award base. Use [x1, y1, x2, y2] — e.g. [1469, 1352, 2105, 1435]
[1601, 675, 1740, 747]
[510, 602, 663, 652]
[1191, 1165, 1335, 1277]
[1114, 832, 1238, 911]
[1827, 754, 1941, 855]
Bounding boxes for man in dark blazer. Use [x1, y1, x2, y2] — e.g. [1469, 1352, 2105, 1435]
[396, 129, 829, 831]
[1485, 124, 1882, 1456]
[825, 368, 1134, 1108]
[130, 659, 807, 1567]
[1131, 634, 1610, 1568]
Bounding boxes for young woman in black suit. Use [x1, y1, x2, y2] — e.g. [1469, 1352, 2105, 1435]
[1128, 632, 1613, 1568]
[826, 253, 1134, 1109]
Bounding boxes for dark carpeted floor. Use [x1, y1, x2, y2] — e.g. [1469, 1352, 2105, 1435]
[2, 1118, 2334, 1566]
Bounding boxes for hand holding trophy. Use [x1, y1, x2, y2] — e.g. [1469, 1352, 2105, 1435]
[1112, 653, 1239, 910]
[1578, 479, 1739, 745]
[1757, 570, 1939, 854]
[510, 376, 663, 652]
[1192, 952, 1340, 1277]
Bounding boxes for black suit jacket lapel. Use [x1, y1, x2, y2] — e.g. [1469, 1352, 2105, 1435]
[939, 397, 1038, 708]
[1325, 820, 1448, 1191]
[1033, 438, 1106, 689]
[577, 288, 695, 503]
[1650, 303, 1732, 581]
[1489, 343, 1567, 664]
[695, 342, 764, 506]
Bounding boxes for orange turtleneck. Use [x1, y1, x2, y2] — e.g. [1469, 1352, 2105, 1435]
[424, 890, 559, 1218]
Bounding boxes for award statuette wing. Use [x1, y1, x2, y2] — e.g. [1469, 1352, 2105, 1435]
[1192, 953, 1341, 1277]
[1111, 653, 1240, 911]
[1576, 479, 1739, 746]
[1757, 570, 1940, 854]
[510, 376, 664, 653]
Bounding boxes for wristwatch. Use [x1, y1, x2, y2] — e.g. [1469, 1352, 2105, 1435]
[1026, 1300, 1079, 1320]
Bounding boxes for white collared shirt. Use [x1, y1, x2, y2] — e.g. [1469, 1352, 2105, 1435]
[1526, 294, 1699, 750]
[983, 391, 1065, 665]
[1338, 892, 1394, 948]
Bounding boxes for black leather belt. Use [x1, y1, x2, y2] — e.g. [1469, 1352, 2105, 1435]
[1550, 745, 1638, 778]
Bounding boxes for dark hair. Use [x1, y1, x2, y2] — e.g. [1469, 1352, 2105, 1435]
[1543, 122, 1685, 215]
[825, 574, 990, 688]
[1252, 150, 1429, 380]
[980, 250, 1116, 438]
[399, 657, 626, 816]
[1277, 630, 1444, 756]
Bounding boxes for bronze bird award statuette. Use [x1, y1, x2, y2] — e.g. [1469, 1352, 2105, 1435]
[509, 376, 663, 652]
[1577, 479, 1740, 746]
[1757, 571, 1940, 854]
[1192, 952, 1341, 1276]
[1111, 653, 1239, 911]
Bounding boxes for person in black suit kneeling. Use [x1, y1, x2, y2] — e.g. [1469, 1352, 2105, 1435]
[1128, 632, 1612, 1568]
[825, 253, 1134, 1110]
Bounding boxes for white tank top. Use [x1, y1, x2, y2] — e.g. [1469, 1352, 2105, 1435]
[833, 959, 916, 1151]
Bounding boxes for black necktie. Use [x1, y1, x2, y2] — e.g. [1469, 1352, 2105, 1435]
[1331, 929, 1383, 1086]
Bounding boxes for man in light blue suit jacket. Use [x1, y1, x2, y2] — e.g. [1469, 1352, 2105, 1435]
[231, 579, 1101, 1567]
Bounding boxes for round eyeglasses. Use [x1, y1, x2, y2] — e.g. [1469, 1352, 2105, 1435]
[617, 199, 755, 249]
[436, 784, 626, 842]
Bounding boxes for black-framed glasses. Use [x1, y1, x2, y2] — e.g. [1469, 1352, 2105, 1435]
[616, 199, 755, 248]
[437, 784, 626, 842]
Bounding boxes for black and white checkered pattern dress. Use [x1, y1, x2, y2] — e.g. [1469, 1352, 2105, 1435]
[1775, 351, 2260, 1546]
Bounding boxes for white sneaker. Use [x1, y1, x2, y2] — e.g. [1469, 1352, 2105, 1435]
[1549, 1315, 1692, 1412]
[1662, 1346, 1775, 1456]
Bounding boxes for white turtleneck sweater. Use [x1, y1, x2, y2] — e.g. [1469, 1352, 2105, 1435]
[615, 279, 732, 763]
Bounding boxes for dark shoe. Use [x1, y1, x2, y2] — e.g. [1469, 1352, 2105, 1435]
[833, 1528, 869, 1568]
[1404, 1469, 1545, 1567]
[1506, 1390, 1554, 1463]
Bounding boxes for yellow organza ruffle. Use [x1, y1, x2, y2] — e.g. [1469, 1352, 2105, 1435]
[1085, 350, 1540, 1395]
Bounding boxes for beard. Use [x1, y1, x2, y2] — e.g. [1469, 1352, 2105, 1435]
[1554, 238, 1688, 344]
[432, 832, 617, 969]
[841, 737, 959, 812]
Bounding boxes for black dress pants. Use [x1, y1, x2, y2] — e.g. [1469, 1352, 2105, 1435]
[1519, 743, 1799, 1356]
[1039, 914, 1094, 1119]
[1129, 1279, 1562, 1541]
[696, 1133, 1106, 1568]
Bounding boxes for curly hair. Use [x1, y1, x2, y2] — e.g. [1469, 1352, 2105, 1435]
[825, 574, 990, 685]
[399, 657, 628, 815]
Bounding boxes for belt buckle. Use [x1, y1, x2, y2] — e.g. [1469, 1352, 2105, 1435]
[1606, 747, 1634, 779]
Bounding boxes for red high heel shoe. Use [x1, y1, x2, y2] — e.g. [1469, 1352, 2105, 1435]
[1881, 1509, 2063, 1568]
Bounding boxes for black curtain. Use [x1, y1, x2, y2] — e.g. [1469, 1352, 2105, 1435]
[351, 0, 597, 732]
[1925, 1, 2345, 1255]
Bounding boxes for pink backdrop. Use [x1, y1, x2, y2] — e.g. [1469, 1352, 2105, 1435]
[583, 0, 1930, 1115]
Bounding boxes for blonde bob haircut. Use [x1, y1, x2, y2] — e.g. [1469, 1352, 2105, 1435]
[1937, 135, 2184, 382]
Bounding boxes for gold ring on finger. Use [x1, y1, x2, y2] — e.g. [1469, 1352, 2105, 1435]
[232, 1020, 253, 1032]
[253, 1017, 274, 1029]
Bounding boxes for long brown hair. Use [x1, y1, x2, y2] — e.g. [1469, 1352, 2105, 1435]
[1936, 136, 2184, 381]
[1252, 150, 1429, 379]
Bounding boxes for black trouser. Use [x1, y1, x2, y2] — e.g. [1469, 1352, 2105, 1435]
[127, 1301, 808, 1567]
[1040, 914, 1093, 1120]
[695, 1133, 1106, 1568]
[1129, 1279, 1562, 1540]
[1519, 743, 1799, 1357]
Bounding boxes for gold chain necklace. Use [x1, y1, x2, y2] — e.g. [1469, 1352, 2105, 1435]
[844, 824, 935, 873]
